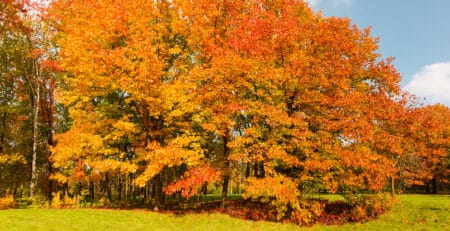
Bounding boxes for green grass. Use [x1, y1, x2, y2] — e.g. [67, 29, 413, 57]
[312, 194, 450, 231]
[0, 208, 301, 231]
[309, 193, 345, 202]
[0, 195, 448, 230]
[198, 194, 243, 202]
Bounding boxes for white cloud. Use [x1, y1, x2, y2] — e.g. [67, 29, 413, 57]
[331, 0, 353, 8]
[304, 0, 353, 8]
[304, 0, 321, 7]
[404, 62, 450, 106]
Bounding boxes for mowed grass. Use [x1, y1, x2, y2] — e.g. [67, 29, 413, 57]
[313, 194, 450, 231]
[0, 208, 301, 231]
[0, 194, 448, 231]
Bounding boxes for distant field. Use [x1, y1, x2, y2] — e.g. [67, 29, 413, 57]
[0, 194, 448, 231]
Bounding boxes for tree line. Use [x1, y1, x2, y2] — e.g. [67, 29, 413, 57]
[1, 0, 449, 223]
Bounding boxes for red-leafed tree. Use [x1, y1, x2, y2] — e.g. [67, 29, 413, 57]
[43, 0, 449, 224]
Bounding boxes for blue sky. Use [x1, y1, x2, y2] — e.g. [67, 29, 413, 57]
[306, 0, 450, 106]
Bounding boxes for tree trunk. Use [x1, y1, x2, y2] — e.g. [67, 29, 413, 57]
[390, 163, 396, 197]
[47, 161, 54, 203]
[221, 133, 230, 209]
[221, 173, 229, 208]
[45, 82, 55, 202]
[89, 179, 94, 204]
[258, 162, 265, 178]
[30, 84, 40, 199]
[0, 112, 6, 153]
[391, 177, 395, 197]
[201, 182, 208, 195]
[105, 174, 112, 202]
[245, 163, 250, 178]
[432, 175, 438, 194]
[129, 174, 133, 200]
[230, 177, 233, 195]
[117, 176, 123, 201]
[153, 174, 163, 210]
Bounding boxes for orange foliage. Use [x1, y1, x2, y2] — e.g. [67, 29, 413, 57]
[46, 0, 449, 220]
[164, 166, 221, 198]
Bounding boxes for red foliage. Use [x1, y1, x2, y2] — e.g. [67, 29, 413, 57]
[41, 59, 64, 72]
[164, 166, 221, 198]
[217, 200, 278, 222]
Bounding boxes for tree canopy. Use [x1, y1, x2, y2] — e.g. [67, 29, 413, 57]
[0, 0, 448, 225]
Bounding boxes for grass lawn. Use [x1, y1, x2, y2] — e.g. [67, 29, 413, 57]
[313, 194, 450, 231]
[0, 194, 448, 231]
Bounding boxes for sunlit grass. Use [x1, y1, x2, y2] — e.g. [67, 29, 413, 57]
[0, 194, 448, 230]
[313, 194, 450, 231]
[309, 193, 345, 202]
[0, 208, 302, 231]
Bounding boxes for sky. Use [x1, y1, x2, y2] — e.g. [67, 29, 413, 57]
[305, 0, 450, 106]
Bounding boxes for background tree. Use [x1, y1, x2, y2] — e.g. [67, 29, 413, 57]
[403, 104, 450, 193]
[0, 0, 31, 197]
[0, 0, 55, 199]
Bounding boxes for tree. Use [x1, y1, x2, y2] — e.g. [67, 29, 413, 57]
[179, 0, 404, 221]
[403, 104, 450, 193]
[0, 0, 56, 199]
[0, 0, 32, 197]
[49, 0, 207, 206]
[47, 0, 424, 222]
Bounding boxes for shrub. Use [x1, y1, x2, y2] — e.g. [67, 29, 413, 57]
[345, 193, 395, 220]
[0, 195, 17, 209]
[318, 200, 351, 225]
[350, 205, 367, 221]
[243, 176, 329, 225]
[243, 176, 300, 220]
[50, 192, 78, 208]
[50, 192, 63, 208]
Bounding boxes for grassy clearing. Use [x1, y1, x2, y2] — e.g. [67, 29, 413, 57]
[313, 194, 450, 231]
[0, 208, 301, 231]
[0, 194, 448, 231]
